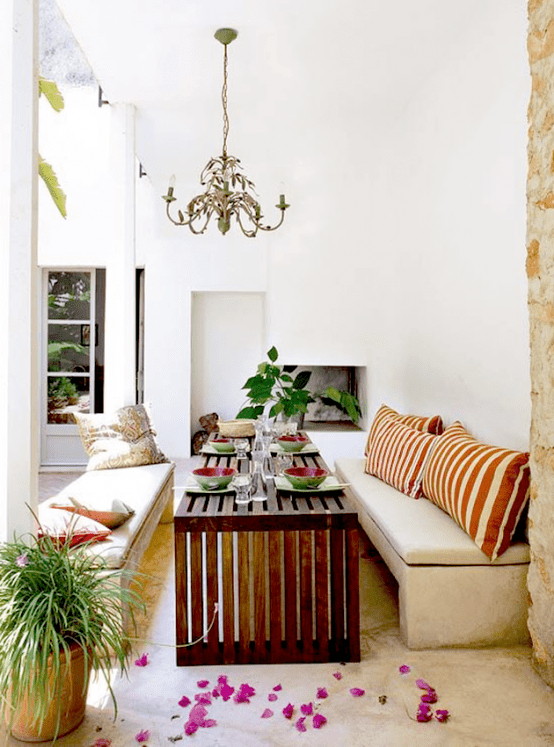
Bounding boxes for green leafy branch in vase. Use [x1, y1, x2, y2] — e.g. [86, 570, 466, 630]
[236, 346, 362, 424]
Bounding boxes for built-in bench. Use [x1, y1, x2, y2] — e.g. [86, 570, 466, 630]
[39, 462, 175, 630]
[335, 457, 530, 649]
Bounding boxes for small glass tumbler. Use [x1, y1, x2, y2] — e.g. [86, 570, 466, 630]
[234, 438, 249, 460]
[251, 458, 267, 502]
[275, 453, 293, 477]
[233, 474, 252, 504]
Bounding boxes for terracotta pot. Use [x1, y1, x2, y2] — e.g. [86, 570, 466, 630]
[6, 643, 92, 742]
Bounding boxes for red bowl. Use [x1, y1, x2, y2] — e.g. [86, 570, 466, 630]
[193, 466, 236, 489]
[284, 466, 328, 488]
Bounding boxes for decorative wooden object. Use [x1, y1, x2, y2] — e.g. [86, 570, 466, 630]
[174, 447, 360, 665]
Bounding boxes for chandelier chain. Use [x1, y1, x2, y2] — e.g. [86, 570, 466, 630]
[222, 44, 229, 157]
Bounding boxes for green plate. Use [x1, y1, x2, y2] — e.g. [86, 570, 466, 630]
[274, 475, 344, 493]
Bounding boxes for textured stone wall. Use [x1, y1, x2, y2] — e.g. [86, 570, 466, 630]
[527, 0, 554, 689]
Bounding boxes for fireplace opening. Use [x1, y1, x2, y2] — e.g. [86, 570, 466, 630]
[284, 364, 366, 431]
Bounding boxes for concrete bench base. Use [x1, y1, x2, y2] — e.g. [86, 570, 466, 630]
[335, 458, 530, 649]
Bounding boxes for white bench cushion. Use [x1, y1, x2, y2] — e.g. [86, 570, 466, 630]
[335, 458, 529, 566]
[40, 462, 174, 569]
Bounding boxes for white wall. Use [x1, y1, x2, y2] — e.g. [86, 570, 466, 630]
[191, 292, 265, 433]
[39, 0, 531, 463]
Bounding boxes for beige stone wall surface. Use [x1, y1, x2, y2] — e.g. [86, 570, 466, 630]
[527, 0, 554, 689]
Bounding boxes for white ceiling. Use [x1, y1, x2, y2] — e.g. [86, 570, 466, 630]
[55, 0, 481, 194]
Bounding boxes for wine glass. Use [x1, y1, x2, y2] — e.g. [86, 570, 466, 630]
[234, 438, 249, 460]
[232, 474, 252, 504]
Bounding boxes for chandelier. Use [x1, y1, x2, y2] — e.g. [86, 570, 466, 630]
[162, 28, 289, 237]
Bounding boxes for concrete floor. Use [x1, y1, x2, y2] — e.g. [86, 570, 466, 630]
[9, 459, 554, 746]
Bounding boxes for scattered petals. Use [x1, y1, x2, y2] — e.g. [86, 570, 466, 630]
[261, 708, 274, 719]
[415, 678, 432, 691]
[295, 717, 307, 733]
[350, 688, 365, 697]
[435, 709, 450, 723]
[316, 687, 328, 699]
[333, 671, 343, 680]
[233, 682, 256, 704]
[188, 704, 208, 725]
[416, 703, 433, 723]
[178, 695, 191, 708]
[273, 684, 282, 691]
[283, 703, 294, 719]
[219, 682, 235, 701]
[313, 713, 327, 729]
[134, 653, 149, 667]
[184, 721, 198, 736]
[268, 693, 278, 702]
[197, 679, 209, 688]
[194, 692, 212, 705]
[300, 702, 313, 716]
[15, 554, 29, 568]
[421, 690, 438, 704]
[399, 664, 411, 674]
[135, 730, 150, 743]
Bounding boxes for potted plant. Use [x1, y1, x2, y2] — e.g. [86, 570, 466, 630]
[0, 523, 143, 742]
[236, 347, 362, 426]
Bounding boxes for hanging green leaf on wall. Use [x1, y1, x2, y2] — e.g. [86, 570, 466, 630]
[38, 157, 67, 218]
[38, 78, 67, 218]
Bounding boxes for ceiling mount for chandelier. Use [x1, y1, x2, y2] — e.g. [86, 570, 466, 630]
[162, 28, 289, 237]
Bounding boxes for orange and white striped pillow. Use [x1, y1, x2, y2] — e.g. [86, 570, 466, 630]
[364, 404, 444, 455]
[365, 412, 439, 498]
[421, 422, 530, 561]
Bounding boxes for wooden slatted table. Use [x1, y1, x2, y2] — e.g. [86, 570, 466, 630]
[174, 442, 360, 666]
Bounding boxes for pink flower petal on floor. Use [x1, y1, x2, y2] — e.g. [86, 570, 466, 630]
[435, 709, 450, 723]
[399, 664, 411, 674]
[212, 688, 220, 698]
[415, 678, 432, 691]
[316, 687, 328, 699]
[197, 679, 209, 688]
[184, 721, 199, 735]
[93, 740, 112, 747]
[333, 671, 343, 680]
[240, 683, 256, 698]
[261, 708, 274, 719]
[313, 714, 327, 729]
[218, 675, 228, 684]
[268, 693, 278, 702]
[195, 692, 212, 705]
[135, 730, 150, 743]
[273, 684, 282, 691]
[178, 695, 191, 708]
[134, 653, 148, 667]
[350, 688, 365, 697]
[219, 682, 235, 701]
[421, 690, 437, 704]
[189, 704, 208, 725]
[283, 703, 294, 719]
[300, 702, 313, 715]
[203, 719, 217, 728]
[416, 703, 433, 722]
[295, 717, 307, 732]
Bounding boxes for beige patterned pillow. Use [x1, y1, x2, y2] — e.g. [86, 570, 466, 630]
[75, 404, 168, 471]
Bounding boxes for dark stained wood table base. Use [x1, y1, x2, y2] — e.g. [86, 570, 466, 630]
[174, 448, 360, 666]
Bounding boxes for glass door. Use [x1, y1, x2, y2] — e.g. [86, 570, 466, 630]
[41, 269, 104, 466]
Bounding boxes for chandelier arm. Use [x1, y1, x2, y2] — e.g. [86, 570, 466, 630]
[256, 209, 287, 233]
[236, 209, 259, 238]
[166, 200, 194, 227]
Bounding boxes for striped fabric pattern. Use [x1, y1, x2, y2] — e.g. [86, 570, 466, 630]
[364, 404, 444, 455]
[365, 412, 439, 498]
[421, 422, 530, 561]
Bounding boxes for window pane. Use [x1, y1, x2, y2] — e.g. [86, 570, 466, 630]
[47, 376, 90, 424]
[48, 271, 91, 320]
[47, 324, 90, 372]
